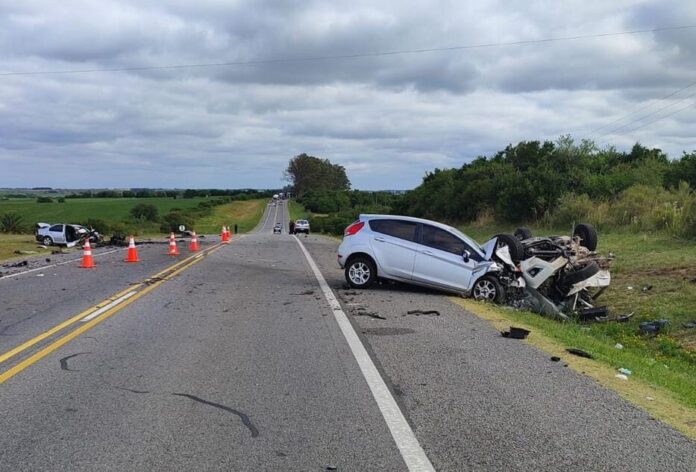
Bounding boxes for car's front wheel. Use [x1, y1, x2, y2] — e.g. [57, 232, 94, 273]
[42, 236, 53, 246]
[345, 255, 377, 289]
[472, 276, 505, 304]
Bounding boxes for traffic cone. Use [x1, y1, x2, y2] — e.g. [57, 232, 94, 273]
[79, 238, 96, 268]
[189, 231, 200, 252]
[124, 236, 140, 262]
[168, 233, 180, 256]
[221, 226, 228, 243]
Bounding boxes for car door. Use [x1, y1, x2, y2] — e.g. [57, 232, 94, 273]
[368, 219, 419, 279]
[49, 224, 66, 244]
[412, 224, 479, 291]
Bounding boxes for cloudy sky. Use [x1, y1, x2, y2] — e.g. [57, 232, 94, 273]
[1, 0, 695, 189]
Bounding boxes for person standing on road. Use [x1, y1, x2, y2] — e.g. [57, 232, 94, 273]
[289, 221, 295, 234]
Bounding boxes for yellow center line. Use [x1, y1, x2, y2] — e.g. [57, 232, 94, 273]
[0, 242, 224, 370]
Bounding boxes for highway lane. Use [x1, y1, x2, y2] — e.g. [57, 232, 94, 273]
[300, 235, 696, 471]
[2, 202, 696, 470]
[0, 203, 409, 470]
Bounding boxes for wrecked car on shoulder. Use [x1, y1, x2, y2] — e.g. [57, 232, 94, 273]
[35, 223, 103, 247]
[337, 215, 610, 319]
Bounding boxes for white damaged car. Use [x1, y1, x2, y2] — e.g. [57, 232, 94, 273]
[337, 215, 610, 320]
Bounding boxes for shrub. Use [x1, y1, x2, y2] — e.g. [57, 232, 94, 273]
[82, 218, 110, 234]
[57, 197, 66, 203]
[130, 203, 159, 222]
[160, 211, 195, 233]
[36, 196, 53, 203]
[0, 212, 25, 233]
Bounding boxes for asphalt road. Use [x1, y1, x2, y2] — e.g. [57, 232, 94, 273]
[1, 202, 695, 471]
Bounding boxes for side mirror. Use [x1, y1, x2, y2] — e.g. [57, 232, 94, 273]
[462, 250, 470, 263]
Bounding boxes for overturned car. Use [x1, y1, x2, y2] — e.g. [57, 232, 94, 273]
[478, 224, 611, 320]
[337, 214, 610, 320]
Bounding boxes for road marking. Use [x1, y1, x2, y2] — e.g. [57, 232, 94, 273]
[1, 248, 121, 280]
[0, 242, 225, 373]
[80, 291, 138, 322]
[293, 236, 435, 472]
[0, 244, 223, 385]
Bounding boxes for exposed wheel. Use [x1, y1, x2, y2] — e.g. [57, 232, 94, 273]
[573, 223, 598, 251]
[42, 236, 53, 246]
[561, 261, 600, 287]
[495, 233, 524, 262]
[472, 276, 506, 304]
[345, 255, 377, 289]
[514, 227, 532, 240]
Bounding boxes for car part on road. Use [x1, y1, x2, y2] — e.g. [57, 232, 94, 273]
[405, 309, 440, 316]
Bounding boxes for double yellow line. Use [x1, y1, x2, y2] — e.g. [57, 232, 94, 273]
[0, 242, 225, 384]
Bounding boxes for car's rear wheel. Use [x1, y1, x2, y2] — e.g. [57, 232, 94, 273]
[42, 236, 53, 246]
[472, 276, 505, 304]
[345, 255, 377, 289]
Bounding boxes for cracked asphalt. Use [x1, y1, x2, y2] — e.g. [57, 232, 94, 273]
[1, 203, 695, 471]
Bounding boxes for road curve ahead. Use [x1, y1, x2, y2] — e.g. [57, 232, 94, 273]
[1, 202, 695, 471]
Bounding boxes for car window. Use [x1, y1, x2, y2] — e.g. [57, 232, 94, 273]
[49, 224, 63, 232]
[421, 224, 474, 257]
[369, 219, 418, 242]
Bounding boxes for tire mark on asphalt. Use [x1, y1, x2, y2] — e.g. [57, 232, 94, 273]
[172, 393, 259, 438]
[59, 352, 91, 371]
[112, 385, 150, 394]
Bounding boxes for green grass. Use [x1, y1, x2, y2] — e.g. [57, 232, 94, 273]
[194, 199, 266, 234]
[288, 200, 308, 221]
[0, 197, 211, 227]
[0, 234, 58, 262]
[458, 223, 696, 410]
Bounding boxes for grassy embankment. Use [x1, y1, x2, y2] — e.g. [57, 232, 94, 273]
[288, 200, 309, 222]
[0, 198, 266, 262]
[457, 225, 696, 438]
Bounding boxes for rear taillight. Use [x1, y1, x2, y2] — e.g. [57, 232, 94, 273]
[344, 221, 365, 236]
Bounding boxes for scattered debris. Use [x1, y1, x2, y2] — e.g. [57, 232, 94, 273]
[14, 250, 37, 255]
[595, 312, 634, 323]
[627, 286, 634, 291]
[365, 312, 386, 320]
[642, 285, 653, 292]
[326, 466, 337, 471]
[550, 356, 561, 362]
[293, 290, 315, 295]
[404, 309, 440, 317]
[36, 245, 47, 249]
[45, 258, 51, 263]
[618, 367, 632, 376]
[683, 320, 696, 329]
[615, 374, 629, 380]
[565, 348, 594, 359]
[639, 320, 669, 335]
[646, 396, 654, 401]
[36, 274, 44, 277]
[615, 343, 624, 350]
[501, 326, 530, 339]
[577, 306, 608, 321]
[3, 260, 28, 268]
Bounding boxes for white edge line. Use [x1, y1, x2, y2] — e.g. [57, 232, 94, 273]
[80, 291, 138, 322]
[293, 235, 435, 472]
[1, 248, 121, 280]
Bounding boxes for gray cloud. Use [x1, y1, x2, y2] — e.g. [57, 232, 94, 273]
[0, 0, 695, 189]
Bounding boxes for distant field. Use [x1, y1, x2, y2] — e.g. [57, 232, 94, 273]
[0, 197, 211, 226]
[195, 199, 266, 234]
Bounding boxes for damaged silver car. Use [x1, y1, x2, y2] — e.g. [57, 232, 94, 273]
[482, 224, 611, 320]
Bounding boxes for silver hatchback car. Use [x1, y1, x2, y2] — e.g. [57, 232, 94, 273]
[337, 214, 506, 300]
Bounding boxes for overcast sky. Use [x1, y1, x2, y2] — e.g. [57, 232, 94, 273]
[1, 1, 695, 189]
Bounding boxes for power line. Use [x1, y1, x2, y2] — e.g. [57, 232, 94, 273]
[603, 100, 694, 142]
[588, 79, 696, 135]
[595, 88, 696, 139]
[1, 24, 695, 77]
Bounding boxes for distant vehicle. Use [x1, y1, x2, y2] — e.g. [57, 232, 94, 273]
[35, 223, 102, 247]
[272, 194, 279, 201]
[294, 220, 310, 234]
[273, 223, 282, 234]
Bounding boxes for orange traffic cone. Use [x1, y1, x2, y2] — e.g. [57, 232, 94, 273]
[124, 235, 140, 262]
[79, 238, 96, 268]
[168, 233, 180, 256]
[189, 231, 200, 252]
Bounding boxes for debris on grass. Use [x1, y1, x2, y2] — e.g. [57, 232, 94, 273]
[566, 348, 594, 359]
[615, 343, 624, 350]
[615, 374, 629, 380]
[618, 367, 632, 376]
[639, 320, 669, 335]
[501, 326, 530, 339]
